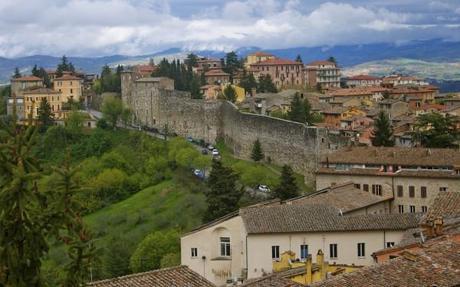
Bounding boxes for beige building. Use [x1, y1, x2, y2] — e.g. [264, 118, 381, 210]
[22, 88, 63, 119]
[346, 75, 382, 87]
[251, 58, 304, 89]
[245, 51, 276, 68]
[181, 184, 419, 286]
[305, 61, 341, 89]
[204, 69, 230, 85]
[53, 72, 83, 103]
[316, 147, 460, 215]
[10, 76, 44, 97]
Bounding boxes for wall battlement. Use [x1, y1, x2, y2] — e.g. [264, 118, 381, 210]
[121, 71, 348, 181]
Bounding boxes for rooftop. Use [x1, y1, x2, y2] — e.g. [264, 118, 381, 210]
[241, 274, 303, 287]
[327, 87, 387, 97]
[87, 265, 215, 287]
[204, 69, 230, 76]
[424, 192, 460, 222]
[55, 74, 82, 81]
[286, 182, 393, 214]
[347, 75, 381, 81]
[11, 76, 43, 82]
[249, 51, 274, 57]
[241, 204, 420, 234]
[306, 60, 337, 67]
[321, 146, 460, 167]
[22, 88, 60, 95]
[251, 58, 302, 66]
[312, 236, 460, 287]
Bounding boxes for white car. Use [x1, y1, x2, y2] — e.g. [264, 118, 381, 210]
[258, 185, 270, 193]
[212, 149, 219, 156]
[207, 144, 215, 151]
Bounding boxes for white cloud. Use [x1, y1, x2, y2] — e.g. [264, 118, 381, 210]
[0, 0, 459, 57]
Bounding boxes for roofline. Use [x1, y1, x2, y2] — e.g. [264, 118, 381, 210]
[247, 227, 418, 235]
[181, 211, 239, 237]
[316, 170, 460, 180]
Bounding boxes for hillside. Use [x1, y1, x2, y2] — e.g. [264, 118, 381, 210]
[2, 39, 460, 83]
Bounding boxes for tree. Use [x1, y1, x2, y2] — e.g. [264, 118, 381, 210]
[0, 123, 94, 286]
[37, 98, 54, 131]
[13, 67, 21, 78]
[273, 165, 298, 200]
[239, 71, 257, 96]
[0, 86, 10, 115]
[102, 237, 131, 277]
[185, 53, 198, 69]
[56, 55, 75, 77]
[327, 56, 337, 64]
[287, 93, 313, 124]
[130, 230, 180, 272]
[223, 51, 241, 80]
[295, 54, 303, 63]
[204, 160, 241, 222]
[65, 109, 85, 134]
[251, 139, 264, 162]
[412, 112, 459, 148]
[101, 96, 124, 129]
[257, 74, 277, 93]
[371, 111, 394, 147]
[31, 64, 39, 77]
[224, 85, 237, 102]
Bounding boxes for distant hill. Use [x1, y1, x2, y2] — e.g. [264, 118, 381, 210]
[2, 39, 460, 84]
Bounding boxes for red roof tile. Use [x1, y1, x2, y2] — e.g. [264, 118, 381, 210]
[251, 58, 302, 66]
[11, 76, 42, 82]
[55, 74, 82, 81]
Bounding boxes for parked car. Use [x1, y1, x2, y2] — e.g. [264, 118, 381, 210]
[193, 169, 205, 179]
[201, 148, 209, 155]
[186, 136, 193, 142]
[212, 149, 220, 156]
[207, 144, 215, 151]
[257, 185, 270, 193]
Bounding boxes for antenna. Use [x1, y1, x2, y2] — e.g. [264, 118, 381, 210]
[339, 209, 343, 216]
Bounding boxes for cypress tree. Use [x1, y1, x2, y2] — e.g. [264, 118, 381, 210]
[273, 165, 298, 200]
[203, 160, 241, 222]
[251, 139, 264, 162]
[37, 98, 54, 131]
[13, 67, 21, 78]
[371, 111, 394, 147]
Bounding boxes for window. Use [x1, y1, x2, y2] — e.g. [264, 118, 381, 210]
[329, 244, 338, 259]
[372, 184, 382, 196]
[409, 186, 415, 198]
[191, 248, 198, 258]
[397, 185, 403, 197]
[357, 243, 365, 257]
[410, 205, 416, 213]
[220, 237, 231, 257]
[363, 184, 369, 192]
[386, 242, 395, 248]
[398, 205, 404, 213]
[272, 246, 280, 260]
[421, 206, 428, 213]
[354, 184, 361, 189]
[420, 187, 427, 198]
[300, 245, 309, 260]
[439, 187, 448, 192]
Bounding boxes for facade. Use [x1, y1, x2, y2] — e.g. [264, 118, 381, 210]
[22, 88, 63, 119]
[316, 147, 460, 214]
[10, 76, 44, 97]
[305, 61, 341, 89]
[6, 97, 25, 120]
[245, 51, 276, 68]
[53, 73, 83, 103]
[250, 59, 304, 89]
[196, 58, 222, 72]
[345, 75, 382, 87]
[377, 99, 409, 120]
[327, 87, 387, 103]
[382, 75, 429, 87]
[181, 185, 419, 286]
[204, 69, 230, 85]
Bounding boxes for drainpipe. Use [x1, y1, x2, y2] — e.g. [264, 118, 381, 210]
[245, 235, 248, 280]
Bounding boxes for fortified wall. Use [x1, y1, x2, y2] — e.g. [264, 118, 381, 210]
[121, 71, 347, 181]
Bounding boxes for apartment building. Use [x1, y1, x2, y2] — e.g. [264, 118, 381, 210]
[53, 72, 83, 103]
[181, 184, 419, 286]
[245, 51, 276, 68]
[10, 76, 44, 97]
[22, 88, 63, 119]
[316, 147, 460, 214]
[305, 61, 341, 89]
[250, 58, 304, 89]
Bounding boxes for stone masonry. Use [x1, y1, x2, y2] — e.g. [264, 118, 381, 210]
[121, 71, 348, 181]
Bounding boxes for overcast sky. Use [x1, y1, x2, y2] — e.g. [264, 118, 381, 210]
[1, 0, 460, 58]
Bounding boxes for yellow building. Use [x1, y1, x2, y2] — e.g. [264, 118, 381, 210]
[10, 76, 44, 97]
[273, 250, 362, 285]
[53, 72, 83, 103]
[245, 51, 276, 68]
[23, 88, 64, 119]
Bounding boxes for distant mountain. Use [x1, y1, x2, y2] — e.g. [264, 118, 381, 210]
[2, 39, 460, 84]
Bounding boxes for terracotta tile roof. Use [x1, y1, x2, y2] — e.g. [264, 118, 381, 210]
[87, 266, 215, 287]
[312, 236, 460, 287]
[204, 69, 230, 76]
[286, 182, 393, 214]
[241, 274, 303, 287]
[11, 76, 42, 82]
[317, 167, 460, 179]
[321, 146, 460, 167]
[251, 58, 302, 66]
[346, 75, 381, 81]
[241, 204, 420, 234]
[327, 87, 387, 97]
[55, 74, 82, 81]
[424, 192, 460, 222]
[22, 88, 60, 95]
